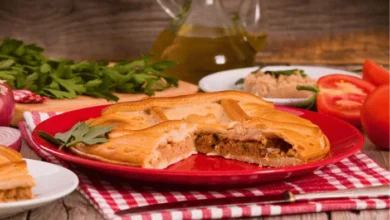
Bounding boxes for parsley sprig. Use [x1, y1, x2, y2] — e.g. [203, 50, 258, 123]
[38, 122, 113, 150]
[0, 37, 178, 101]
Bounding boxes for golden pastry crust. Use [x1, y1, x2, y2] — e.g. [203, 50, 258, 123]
[0, 145, 35, 203]
[0, 145, 23, 163]
[102, 90, 273, 115]
[71, 91, 330, 169]
[0, 187, 34, 203]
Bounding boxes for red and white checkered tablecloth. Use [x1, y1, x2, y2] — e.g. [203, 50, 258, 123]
[12, 90, 48, 103]
[19, 111, 390, 220]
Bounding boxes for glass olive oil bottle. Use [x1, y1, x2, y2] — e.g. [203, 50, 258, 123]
[151, 0, 268, 84]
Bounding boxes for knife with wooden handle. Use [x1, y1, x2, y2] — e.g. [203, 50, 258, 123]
[115, 185, 390, 215]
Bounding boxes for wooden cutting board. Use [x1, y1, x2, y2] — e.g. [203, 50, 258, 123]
[12, 81, 198, 126]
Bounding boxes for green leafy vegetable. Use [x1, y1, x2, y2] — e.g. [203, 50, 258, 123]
[38, 122, 113, 150]
[264, 69, 307, 78]
[0, 37, 178, 101]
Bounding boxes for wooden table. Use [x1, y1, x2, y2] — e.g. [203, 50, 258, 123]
[5, 65, 390, 220]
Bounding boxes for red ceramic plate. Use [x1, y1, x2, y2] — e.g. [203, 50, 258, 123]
[32, 105, 364, 186]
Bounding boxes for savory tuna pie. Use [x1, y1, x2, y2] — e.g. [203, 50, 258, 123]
[0, 145, 35, 202]
[69, 91, 330, 169]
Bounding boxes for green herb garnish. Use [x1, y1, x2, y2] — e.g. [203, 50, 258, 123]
[38, 131, 64, 146]
[251, 68, 261, 74]
[0, 37, 178, 101]
[295, 85, 320, 110]
[350, 68, 362, 74]
[38, 122, 113, 150]
[235, 78, 245, 85]
[264, 69, 307, 78]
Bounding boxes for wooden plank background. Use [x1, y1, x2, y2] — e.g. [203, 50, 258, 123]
[0, 0, 388, 65]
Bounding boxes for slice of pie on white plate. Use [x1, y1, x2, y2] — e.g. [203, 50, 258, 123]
[0, 145, 35, 202]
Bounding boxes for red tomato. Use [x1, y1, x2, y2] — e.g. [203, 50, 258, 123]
[316, 74, 375, 127]
[362, 60, 390, 86]
[361, 85, 389, 149]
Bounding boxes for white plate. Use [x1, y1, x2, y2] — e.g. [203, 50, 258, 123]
[0, 159, 78, 218]
[199, 66, 360, 106]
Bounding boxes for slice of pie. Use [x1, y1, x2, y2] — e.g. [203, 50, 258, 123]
[0, 145, 35, 202]
[70, 91, 330, 169]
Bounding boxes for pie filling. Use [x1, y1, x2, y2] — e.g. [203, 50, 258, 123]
[0, 187, 33, 203]
[96, 128, 303, 168]
[148, 136, 196, 168]
[194, 133, 298, 162]
[150, 133, 299, 168]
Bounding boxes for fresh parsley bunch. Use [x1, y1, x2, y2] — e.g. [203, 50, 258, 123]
[0, 37, 178, 101]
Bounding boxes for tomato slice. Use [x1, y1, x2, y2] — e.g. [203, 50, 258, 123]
[316, 74, 375, 127]
[362, 59, 390, 86]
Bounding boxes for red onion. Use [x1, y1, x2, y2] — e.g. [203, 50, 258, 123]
[0, 80, 15, 126]
[0, 127, 22, 151]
